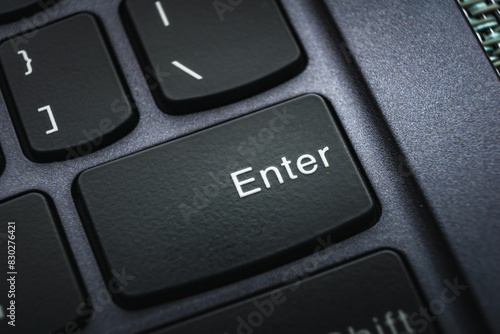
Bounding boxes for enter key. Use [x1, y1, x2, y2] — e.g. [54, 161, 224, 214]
[75, 94, 379, 307]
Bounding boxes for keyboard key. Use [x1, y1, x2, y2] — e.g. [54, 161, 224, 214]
[75, 94, 378, 307]
[122, 0, 305, 113]
[0, 193, 88, 333]
[0, 0, 57, 22]
[151, 251, 438, 334]
[0, 14, 137, 162]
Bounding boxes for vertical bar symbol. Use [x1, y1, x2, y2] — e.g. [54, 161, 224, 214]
[155, 1, 170, 27]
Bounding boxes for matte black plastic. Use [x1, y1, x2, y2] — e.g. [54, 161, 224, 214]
[75, 94, 378, 308]
[0, 1, 496, 333]
[0, 14, 137, 162]
[0, 0, 57, 22]
[152, 251, 438, 334]
[122, 0, 306, 113]
[0, 192, 88, 333]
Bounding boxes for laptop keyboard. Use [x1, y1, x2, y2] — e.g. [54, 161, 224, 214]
[74, 94, 378, 308]
[122, 0, 305, 113]
[0, 1, 496, 334]
[0, 192, 87, 333]
[151, 251, 438, 334]
[0, 14, 137, 162]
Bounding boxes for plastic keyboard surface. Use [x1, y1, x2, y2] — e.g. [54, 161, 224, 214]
[0, 1, 498, 334]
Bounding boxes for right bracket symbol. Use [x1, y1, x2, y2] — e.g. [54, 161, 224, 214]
[38, 105, 59, 135]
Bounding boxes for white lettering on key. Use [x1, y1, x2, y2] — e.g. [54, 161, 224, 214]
[260, 166, 284, 189]
[231, 167, 262, 198]
[280, 157, 298, 179]
[318, 146, 330, 167]
[172, 61, 203, 80]
[155, 1, 170, 27]
[230, 146, 331, 198]
[17, 50, 33, 76]
[38, 105, 59, 135]
[297, 154, 317, 175]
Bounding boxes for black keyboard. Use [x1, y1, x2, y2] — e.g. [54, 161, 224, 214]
[0, 1, 499, 334]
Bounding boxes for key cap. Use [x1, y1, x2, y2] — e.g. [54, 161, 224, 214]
[75, 94, 379, 307]
[122, 0, 305, 113]
[0, 193, 89, 333]
[0, 14, 137, 162]
[150, 251, 438, 334]
[0, 0, 57, 22]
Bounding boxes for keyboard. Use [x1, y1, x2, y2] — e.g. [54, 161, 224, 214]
[0, 1, 499, 333]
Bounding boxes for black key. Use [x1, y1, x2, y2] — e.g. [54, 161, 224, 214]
[0, 193, 88, 333]
[0, 14, 137, 162]
[0, 0, 57, 22]
[75, 94, 378, 307]
[122, 0, 305, 113]
[151, 251, 438, 334]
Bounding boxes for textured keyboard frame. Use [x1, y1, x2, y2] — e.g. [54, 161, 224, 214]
[0, 1, 498, 333]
